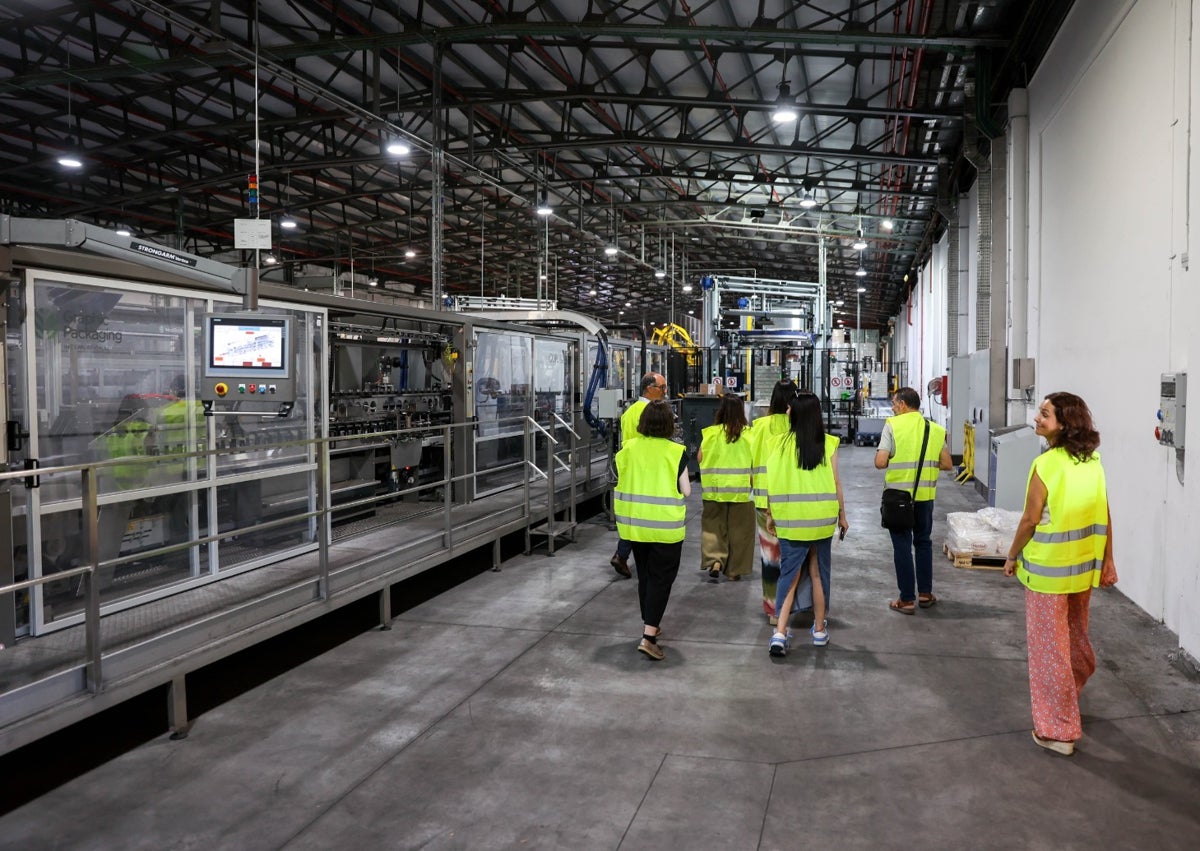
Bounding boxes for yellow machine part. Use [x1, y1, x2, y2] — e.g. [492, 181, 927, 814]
[650, 323, 699, 366]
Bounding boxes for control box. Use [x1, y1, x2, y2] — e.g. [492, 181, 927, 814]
[200, 313, 297, 405]
[1158, 372, 1187, 449]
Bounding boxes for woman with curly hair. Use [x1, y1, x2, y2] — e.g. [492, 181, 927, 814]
[1003, 392, 1118, 756]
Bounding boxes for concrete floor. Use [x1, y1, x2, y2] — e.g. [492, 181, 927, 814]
[3, 446, 1199, 850]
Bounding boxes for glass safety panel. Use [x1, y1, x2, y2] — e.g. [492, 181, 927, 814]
[609, 346, 629, 398]
[20, 270, 322, 633]
[474, 330, 532, 496]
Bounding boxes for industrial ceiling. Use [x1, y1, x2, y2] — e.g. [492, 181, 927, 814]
[0, 1, 1073, 334]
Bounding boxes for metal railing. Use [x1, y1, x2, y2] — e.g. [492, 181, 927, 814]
[0, 412, 602, 695]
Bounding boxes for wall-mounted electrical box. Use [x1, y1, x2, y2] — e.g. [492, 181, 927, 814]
[1158, 372, 1187, 449]
[1012, 357, 1036, 390]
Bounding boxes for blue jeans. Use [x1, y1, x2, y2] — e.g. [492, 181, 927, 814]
[615, 537, 633, 560]
[775, 537, 832, 619]
[888, 499, 935, 602]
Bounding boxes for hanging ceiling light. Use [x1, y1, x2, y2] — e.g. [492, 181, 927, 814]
[881, 217, 895, 232]
[855, 266, 867, 278]
[536, 193, 553, 216]
[367, 277, 379, 287]
[57, 153, 83, 169]
[771, 82, 798, 124]
[852, 229, 867, 252]
[856, 286, 866, 293]
[799, 188, 817, 209]
[405, 248, 416, 258]
[263, 254, 278, 265]
[385, 138, 409, 156]
[588, 288, 597, 296]
[681, 283, 693, 293]
[654, 268, 666, 279]
[115, 225, 132, 237]
[280, 213, 298, 230]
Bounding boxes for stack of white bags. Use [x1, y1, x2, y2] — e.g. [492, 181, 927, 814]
[945, 507, 1023, 557]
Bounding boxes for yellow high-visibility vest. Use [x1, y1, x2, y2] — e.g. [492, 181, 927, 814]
[884, 411, 946, 501]
[1017, 448, 1108, 594]
[614, 437, 687, 543]
[699, 423, 753, 503]
[620, 398, 648, 446]
[765, 432, 840, 541]
[750, 413, 791, 510]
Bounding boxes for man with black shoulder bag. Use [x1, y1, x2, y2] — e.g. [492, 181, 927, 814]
[875, 387, 954, 615]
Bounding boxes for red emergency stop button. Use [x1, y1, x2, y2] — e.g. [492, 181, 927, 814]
[1155, 426, 1162, 441]
[214, 382, 229, 397]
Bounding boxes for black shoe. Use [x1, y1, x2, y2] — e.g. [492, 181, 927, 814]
[610, 554, 631, 578]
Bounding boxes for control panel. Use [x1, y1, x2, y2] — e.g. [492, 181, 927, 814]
[1157, 372, 1187, 449]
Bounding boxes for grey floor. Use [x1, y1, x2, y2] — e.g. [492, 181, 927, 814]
[3, 447, 1199, 850]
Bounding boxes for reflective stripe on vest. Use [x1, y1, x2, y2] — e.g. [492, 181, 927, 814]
[699, 424, 753, 503]
[750, 413, 791, 509]
[764, 432, 840, 541]
[614, 437, 687, 543]
[1016, 448, 1108, 594]
[884, 412, 945, 501]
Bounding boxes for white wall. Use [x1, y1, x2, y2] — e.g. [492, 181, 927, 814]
[1025, 0, 1199, 655]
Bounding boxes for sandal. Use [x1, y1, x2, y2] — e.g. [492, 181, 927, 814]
[918, 593, 938, 608]
[889, 599, 916, 615]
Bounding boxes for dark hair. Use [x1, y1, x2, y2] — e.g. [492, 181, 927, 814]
[893, 386, 920, 410]
[769, 378, 798, 414]
[639, 373, 658, 394]
[714, 394, 747, 442]
[1044, 392, 1101, 461]
[637, 399, 675, 438]
[788, 392, 827, 470]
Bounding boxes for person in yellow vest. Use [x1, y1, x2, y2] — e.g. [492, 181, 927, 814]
[1003, 392, 1117, 755]
[697, 393, 754, 581]
[874, 386, 953, 614]
[764, 392, 848, 654]
[749, 378, 798, 624]
[614, 400, 691, 661]
[609, 372, 667, 578]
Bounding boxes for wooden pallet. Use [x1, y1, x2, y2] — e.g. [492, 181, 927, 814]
[944, 542, 1005, 571]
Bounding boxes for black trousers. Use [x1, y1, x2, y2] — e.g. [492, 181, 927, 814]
[631, 540, 683, 629]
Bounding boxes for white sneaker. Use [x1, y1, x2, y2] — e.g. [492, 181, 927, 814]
[811, 621, 829, 647]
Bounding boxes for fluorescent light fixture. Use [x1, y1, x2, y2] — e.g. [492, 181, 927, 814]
[654, 269, 666, 279]
[385, 139, 409, 156]
[855, 266, 867, 277]
[881, 217, 895, 232]
[604, 245, 619, 257]
[58, 154, 83, 168]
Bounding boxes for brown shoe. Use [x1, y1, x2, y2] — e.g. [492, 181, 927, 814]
[637, 638, 665, 661]
[610, 554, 631, 578]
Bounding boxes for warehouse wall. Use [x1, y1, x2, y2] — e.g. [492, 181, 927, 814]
[1025, 0, 1199, 656]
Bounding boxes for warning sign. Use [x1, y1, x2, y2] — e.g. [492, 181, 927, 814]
[830, 376, 843, 388]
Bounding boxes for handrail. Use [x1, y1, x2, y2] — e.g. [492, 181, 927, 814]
[0, 410, 605, 702]
[549, 411, 580, 439]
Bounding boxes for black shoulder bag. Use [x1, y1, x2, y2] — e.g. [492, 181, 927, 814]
[880, 419, 931, 530]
